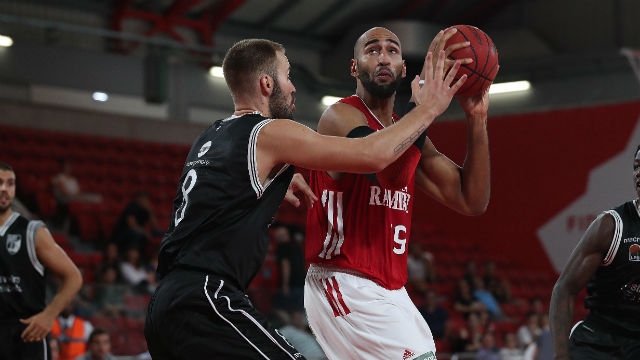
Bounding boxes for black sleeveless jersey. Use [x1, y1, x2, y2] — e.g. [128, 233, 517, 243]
[157, 113, 294, 291]
[0, 212, 46, 319]
[584, 199, 640, 333]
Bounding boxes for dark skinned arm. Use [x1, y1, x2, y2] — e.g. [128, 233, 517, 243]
[549, 213, 615, 360]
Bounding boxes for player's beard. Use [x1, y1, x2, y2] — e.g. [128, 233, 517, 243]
[269, 79, 294, 120]
[0, 197, 10, 214]
[358, 64, 402, 99]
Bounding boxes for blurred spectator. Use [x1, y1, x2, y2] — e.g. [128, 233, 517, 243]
[407, 242, 436, 294]
[51, 160, 102, 229]
[277, 312, 327, 360]
[472, 276, 503, 320]
[97, 243, 121, 282]
[271, 224, 305, 322]
[499, 332, 524, 360]
[119, 246, 156, 294]
[111, 191, 160, 254]
[517, 312, 541, 348]
[48, 336, 60, 360]
[529, 296, 546, 317]
[74, 328, 123, 360]
[453, 279, 486, 318]
[540, 312, 550, 331]
[477, 310, 495, 334]
[417, 289, 449, 339]
[483, 261, 500, 292]
[51, 300, 94, 360]
[452, 311, 483, 353]
[483, 260, 512, 303]
[93, 265, 125, 316]
[474, 333, 500, 360]
[534, 325, 553, 360]
[463, 260, 478, 290]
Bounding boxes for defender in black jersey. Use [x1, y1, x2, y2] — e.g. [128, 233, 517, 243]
[0, 162, 82, 359]
[144, 39, 466, 359]
[550, 146, 640, 360]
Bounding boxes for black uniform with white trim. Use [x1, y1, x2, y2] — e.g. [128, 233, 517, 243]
[0, 212, 49, 359]
[146, 113, 305, 360]
[569, 200, 640, 359]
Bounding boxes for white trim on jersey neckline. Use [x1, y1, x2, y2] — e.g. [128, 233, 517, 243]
[633, 199, 640, 219]
[0, 212, 20, 236]
[354, 95, 396, 129]
[223, 110, 264, 123]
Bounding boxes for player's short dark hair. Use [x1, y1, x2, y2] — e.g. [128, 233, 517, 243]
[0, 162, 14, 172]
[222, 39, 285, 95]
[87, 328, 109, 344]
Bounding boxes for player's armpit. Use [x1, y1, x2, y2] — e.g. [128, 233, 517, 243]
[317, 102, 369, 137]
[549, 213, 615, 359]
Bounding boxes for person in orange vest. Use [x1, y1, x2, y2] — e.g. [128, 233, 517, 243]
[50, 300, 93, 360]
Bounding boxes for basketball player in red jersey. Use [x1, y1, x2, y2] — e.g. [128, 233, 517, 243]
[305, 27, 493, 360]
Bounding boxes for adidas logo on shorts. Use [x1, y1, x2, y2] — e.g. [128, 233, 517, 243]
[403, 349, 415, 359]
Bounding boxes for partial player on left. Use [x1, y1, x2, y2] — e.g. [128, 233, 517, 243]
[0, 162, 82, 359]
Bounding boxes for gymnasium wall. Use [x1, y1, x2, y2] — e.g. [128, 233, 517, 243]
[413, 101, 640, 274]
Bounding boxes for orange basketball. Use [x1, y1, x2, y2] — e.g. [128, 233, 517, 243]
[444, 25, 499, 97]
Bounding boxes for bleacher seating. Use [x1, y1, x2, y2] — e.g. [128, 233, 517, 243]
[1, 124, 585, 358]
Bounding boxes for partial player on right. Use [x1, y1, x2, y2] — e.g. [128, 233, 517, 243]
[550, 146, 640, 359]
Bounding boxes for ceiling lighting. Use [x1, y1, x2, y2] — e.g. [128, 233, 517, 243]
[92, 92, 108, 102]
[0, 35, 13, 47]
[209, 66, 224, 78]
[321, 96, 342, 106]
[489, 80, 531, 94]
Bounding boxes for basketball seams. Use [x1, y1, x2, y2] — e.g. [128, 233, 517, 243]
[447, 25, 498, 95]
[478, 30, 491, 81]
[454, 26, 483, 95]
[453, 26, 478, 72]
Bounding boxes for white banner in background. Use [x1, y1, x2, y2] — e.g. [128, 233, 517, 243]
[538, 118, 640, 273]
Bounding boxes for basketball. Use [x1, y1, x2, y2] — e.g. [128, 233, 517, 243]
[444, 25, 499, 97]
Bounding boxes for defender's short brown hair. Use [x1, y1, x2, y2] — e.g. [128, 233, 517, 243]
[222, 39, 285, 95]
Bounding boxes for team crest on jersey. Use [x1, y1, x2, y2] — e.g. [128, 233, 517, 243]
[6, 234, 21, 255]
[198, 140, 212, 158]
[630, 243, 640, 261]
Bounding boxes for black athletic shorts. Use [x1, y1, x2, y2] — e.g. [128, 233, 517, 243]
[145, 268, 306, 360]
[0, 319, 49, 360]
[569, 317, 640, 360]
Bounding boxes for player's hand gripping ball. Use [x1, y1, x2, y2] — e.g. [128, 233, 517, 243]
[444, 25, 499, 96]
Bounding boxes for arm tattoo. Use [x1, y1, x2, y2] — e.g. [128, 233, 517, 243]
[393, 125, 427, 155]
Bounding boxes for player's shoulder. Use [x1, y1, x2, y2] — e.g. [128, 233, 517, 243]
[7, 212, 29, 228]
[317, 102, 368, 136]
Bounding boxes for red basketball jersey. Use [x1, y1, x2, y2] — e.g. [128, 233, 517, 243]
[306, 95, 422, 290]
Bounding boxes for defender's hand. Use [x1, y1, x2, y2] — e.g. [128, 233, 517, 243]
[284, 173, 318, 208]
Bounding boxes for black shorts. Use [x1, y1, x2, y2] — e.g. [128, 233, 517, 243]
[0, 320, 49, 360]
[145, 268, 306, 360]
[569, 319, 640, 360]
